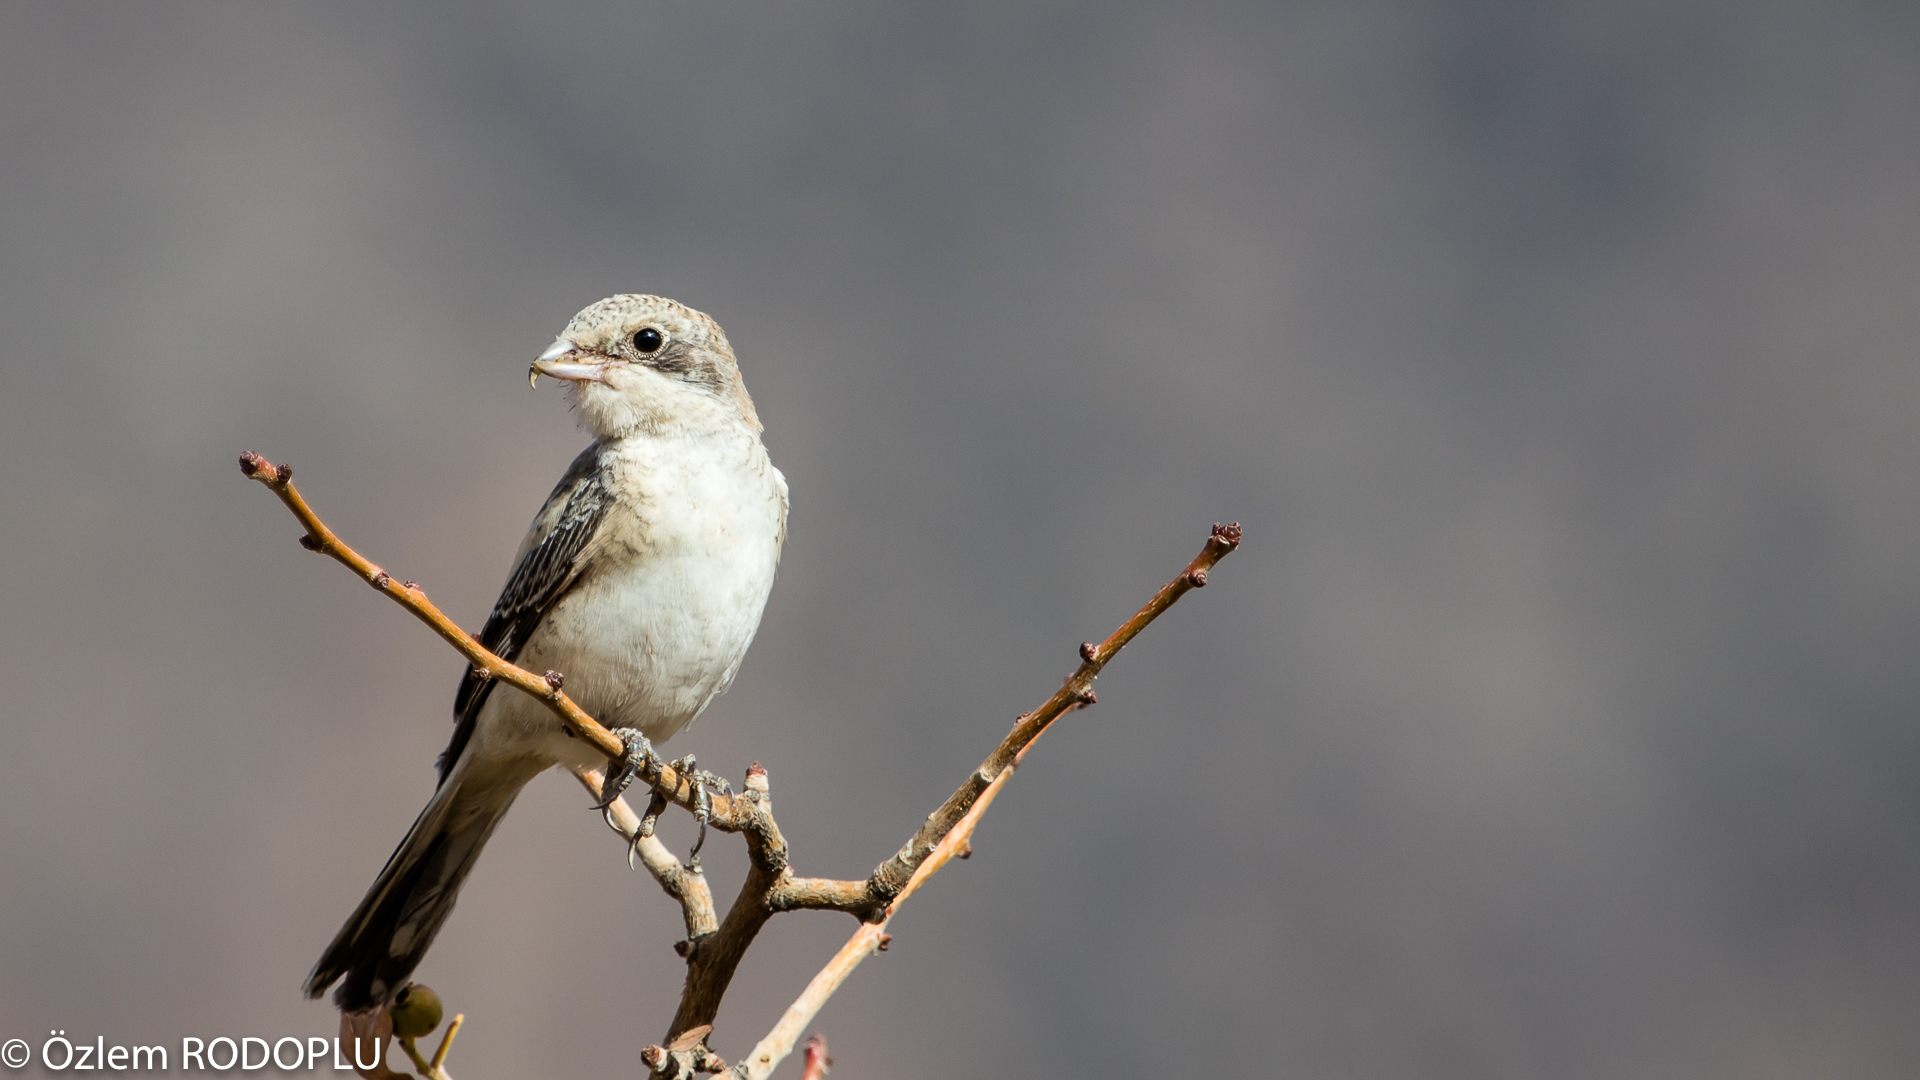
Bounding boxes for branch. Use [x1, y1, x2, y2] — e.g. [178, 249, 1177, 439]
[868, 522, 1241, 899]
[569, 768, 719, 944]
[242, 449, 1239, 1074]
[239, 452, 740, 825]
[242, 451, 805, 1055]
[729, 523, 1243, 1079]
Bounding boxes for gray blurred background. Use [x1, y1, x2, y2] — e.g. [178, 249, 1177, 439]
[3, 2, 1918, 1077]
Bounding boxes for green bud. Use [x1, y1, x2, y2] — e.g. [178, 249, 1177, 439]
[389, 983, 444, 1039]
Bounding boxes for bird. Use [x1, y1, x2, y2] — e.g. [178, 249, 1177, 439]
[304, 294, 788, 1012]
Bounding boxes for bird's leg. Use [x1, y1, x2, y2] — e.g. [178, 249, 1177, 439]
[596, 728, 658, 813]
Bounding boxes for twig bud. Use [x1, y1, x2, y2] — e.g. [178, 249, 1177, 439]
[802, 1034, 832, 1080]
[544, 670, 565, 691]
[298, 534, 321, 551]
[1186, 568, 1209, 588]
[1079, 642, 1098, 662]
[876, 933, 891, 952]
[370, 570, 389, 590]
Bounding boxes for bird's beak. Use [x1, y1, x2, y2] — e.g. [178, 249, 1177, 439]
[529, 339, 607, 387]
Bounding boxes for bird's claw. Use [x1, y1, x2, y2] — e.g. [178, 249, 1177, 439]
[668, 755, 733, 871]
[623, 792, 668, 871]
[597, 742, 734, 873]
[595, 728, 656, 812]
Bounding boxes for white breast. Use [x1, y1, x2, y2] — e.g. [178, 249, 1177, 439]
[480, 427, 786, 766]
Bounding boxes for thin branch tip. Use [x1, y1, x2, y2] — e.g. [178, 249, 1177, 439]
[238, 451, 292, 486]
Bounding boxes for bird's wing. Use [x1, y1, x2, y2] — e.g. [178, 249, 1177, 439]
[440, 443, 612, 784]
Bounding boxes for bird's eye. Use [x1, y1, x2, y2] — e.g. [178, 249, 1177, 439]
[632, 328, 664, 353]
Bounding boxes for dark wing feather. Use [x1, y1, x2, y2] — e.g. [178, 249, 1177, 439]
[440, 443, 611, 783]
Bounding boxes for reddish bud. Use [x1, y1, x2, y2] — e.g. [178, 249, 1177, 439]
[802, 1034, 832, 1080]
[370, 570, 390, 590]
[544, 670, 565, 691]
[1079, 642, 1098, 662]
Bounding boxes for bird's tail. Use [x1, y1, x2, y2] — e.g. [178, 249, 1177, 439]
[303, 757, 537, 1012]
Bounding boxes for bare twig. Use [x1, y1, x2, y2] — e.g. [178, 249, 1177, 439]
[428, 1015, 463, 1074]
[240, 452, 738, 825]
[569, 767, 720, 943]
[243, 450, 1239, 1075]
[665, 763, 793, 1041]
[865, 521, 1243, 902]
[729, 523, 1243, 1079]
[731, 737, 1015, 1079]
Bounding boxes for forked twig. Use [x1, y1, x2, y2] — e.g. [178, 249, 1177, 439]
[242, 450, 1239, 1076]
[729, 522, 1242, 1079]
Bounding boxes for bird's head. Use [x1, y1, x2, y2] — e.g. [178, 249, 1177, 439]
[531, 294, 760, 439]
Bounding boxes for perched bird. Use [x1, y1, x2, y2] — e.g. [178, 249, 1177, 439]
[304, 295, 787, 1012]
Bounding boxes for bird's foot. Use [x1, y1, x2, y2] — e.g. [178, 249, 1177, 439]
[623, 792, 668, 871]
[596, 728, 658, 815]
[667, 755, 733, 871]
